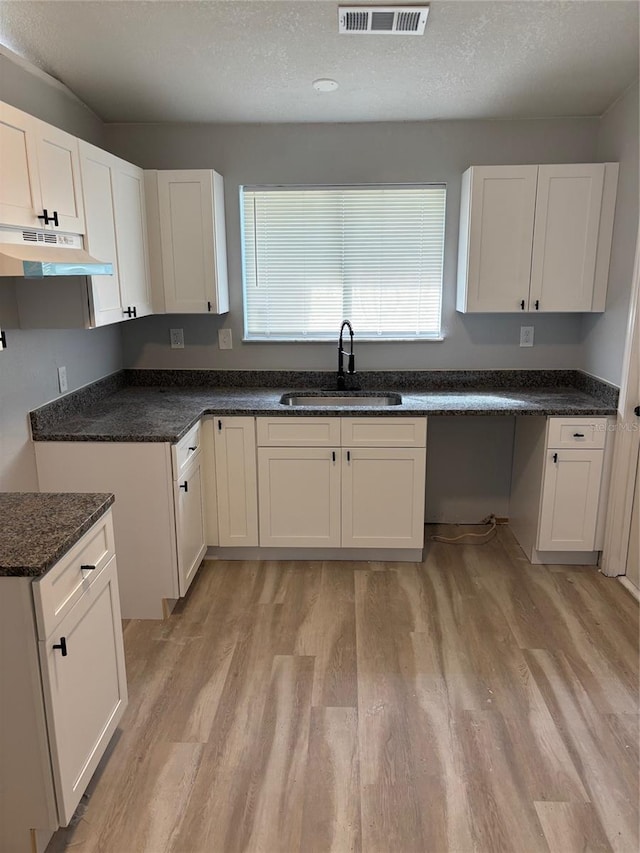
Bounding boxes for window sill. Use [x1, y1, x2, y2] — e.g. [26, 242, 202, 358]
[242, 336, 446, 344]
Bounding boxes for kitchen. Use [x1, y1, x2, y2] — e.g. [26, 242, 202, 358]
[0, 1, 639, 851]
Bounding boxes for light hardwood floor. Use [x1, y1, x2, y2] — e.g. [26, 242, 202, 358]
[47, 526, 639, 853]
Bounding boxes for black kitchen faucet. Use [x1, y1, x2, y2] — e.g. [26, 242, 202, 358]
[337, 320, 356, 390]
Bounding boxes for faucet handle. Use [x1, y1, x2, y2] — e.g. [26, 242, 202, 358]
[348, 353, 355, 374]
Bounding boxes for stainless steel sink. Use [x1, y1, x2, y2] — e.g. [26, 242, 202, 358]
[280, 392, 402, 407]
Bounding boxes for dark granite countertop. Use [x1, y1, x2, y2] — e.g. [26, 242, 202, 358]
[29, 369, 618, 444]
[0, 492, 115, 578]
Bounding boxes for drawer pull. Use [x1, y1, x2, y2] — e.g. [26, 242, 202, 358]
[180, 481, 189, 492]
[218, 419, 222, 431]
[80, 564, 96, 571]
[347, 450, 351, 462]
[553, 453, 558, 463]
[52, 637, 68, 657]
[188, 445, 198, 452]
[332, 451, 336, 462]
[520, 299, 525, 310]
[573, 433, 585, 438]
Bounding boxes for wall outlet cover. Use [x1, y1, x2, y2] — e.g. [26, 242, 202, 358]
[57, 366, 68, 393]
[218, 329, 233, 350]
[170, 328, 184, 349]
[520, 326, 534, 347]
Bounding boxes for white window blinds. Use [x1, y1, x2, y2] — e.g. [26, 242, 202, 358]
[241, 184, 446, 340]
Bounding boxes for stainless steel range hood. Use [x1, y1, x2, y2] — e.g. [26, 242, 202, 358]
[0, 226, 113, 278]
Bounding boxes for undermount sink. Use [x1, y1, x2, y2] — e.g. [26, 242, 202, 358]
[280, 392, 402, 407]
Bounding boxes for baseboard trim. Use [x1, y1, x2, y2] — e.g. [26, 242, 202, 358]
[205, 546, 423, 563]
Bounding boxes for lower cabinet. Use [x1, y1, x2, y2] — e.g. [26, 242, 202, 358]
[35, 420, 207, 619]
[510, 416, 612, 563]
[255, 416, 427, 551]
[258, 446, 341, 547]
[0, 510, 127, 853]
[213, 416, 259, 547]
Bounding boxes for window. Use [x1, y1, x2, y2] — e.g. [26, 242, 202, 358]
[241, 184, 446, 341]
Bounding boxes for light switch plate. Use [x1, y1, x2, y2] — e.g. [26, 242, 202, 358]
[57, 366, 68, 393]
[520, 326, 534, 347]
[170, 328, 184, 349]
[218, 329, 233, 350]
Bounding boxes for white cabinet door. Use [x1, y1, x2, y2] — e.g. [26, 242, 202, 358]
[258, 447, 341, 547]
[38, 557, 127, 826]
[457, 165, 538, 313]
[174, 454, 207, 596]
[79, 141, 123, 326]
[538, 449, 604, 551]
[113, 161, 153, 319]
[214, 417, 258, 547]
[157, 170, 229, 314]
[530, 164, 605, 312]
[341, 447, 426, 548]
[34, 119, 85, 233]
[0, 101, 42, 228]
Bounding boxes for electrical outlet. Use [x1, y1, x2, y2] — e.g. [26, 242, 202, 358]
[170, 328, 184, 349]
[520, 326, 534, 347]
[218, 329, 233, 350]
[57, 366, 68, 393]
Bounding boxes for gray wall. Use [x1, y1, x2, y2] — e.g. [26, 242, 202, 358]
[583, 82, 639, 385]
[0, 53, 122, 491]
[106, 117, 599, 373]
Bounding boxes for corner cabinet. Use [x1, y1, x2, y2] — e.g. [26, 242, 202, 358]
[145, 169, 230, 315]
[0, 510, 127, 853]
[457, 163, 619, 313]
[79, 141, 152, 326]
[0, 100, 85, 233]
[35, 421, 207, 620]
[510, 416, 614, 564]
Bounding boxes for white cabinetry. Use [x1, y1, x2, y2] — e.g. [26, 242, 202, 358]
[79, 141, 152, 325]
[0, 511, 127, 853]
[457, 163, 618, 313]
[145, 169, 229, 315]
[0, 100, 85, 233]
[35, 421, 207, 619]
[510, 416, 613, 564]
[213, 416, 258, 546]
[256, 416, 427, 551]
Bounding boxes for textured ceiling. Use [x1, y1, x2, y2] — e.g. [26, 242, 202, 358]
[0, 0, 638, 123]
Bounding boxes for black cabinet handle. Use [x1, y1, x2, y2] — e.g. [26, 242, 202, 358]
[133, 306, 137, 318]
[80, 564, 96, 571]
[123, 306, 135, 318]
[188, 446, 198, 452]
[573, 433, 585, 438]
[0, 330, 6, 350]
[38, 209, 59, 226]
[332, 451, 336, 462]
[53, 637, 67, 657]
[634, 405, 640, 417]
[207, 301, 212, 312]
[553, 453, 558, 463]
[347, 450, 351, 462]
[180, 481, 188, 492]
[535, 300, 540, 310]
[218, 419, 222, 431]
[520, 300, 525, 310]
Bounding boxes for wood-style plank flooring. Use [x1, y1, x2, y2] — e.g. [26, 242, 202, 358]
[47, 526, 639, 853]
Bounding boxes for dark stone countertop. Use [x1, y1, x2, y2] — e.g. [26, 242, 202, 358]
[0, 492, 114, 578]
[30, 382, 617, 444]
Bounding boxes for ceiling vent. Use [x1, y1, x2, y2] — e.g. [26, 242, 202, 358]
[338, 6, 429, 35]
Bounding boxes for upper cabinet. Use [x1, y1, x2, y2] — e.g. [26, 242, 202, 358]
[79, 141, 152, 326]
[0, 101, 85, 233]
[456, 163, 619, 313]
[145, 169, 229, 315]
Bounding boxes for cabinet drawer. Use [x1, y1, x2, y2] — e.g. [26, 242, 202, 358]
[547, 418, 608, 449]
[341, 417, 427, 447]
[33, 511, 116, 640]
[257, 417, 341, 447]
[172, 420, 202, 479]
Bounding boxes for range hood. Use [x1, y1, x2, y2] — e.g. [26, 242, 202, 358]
[0, 226, 113, 278]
